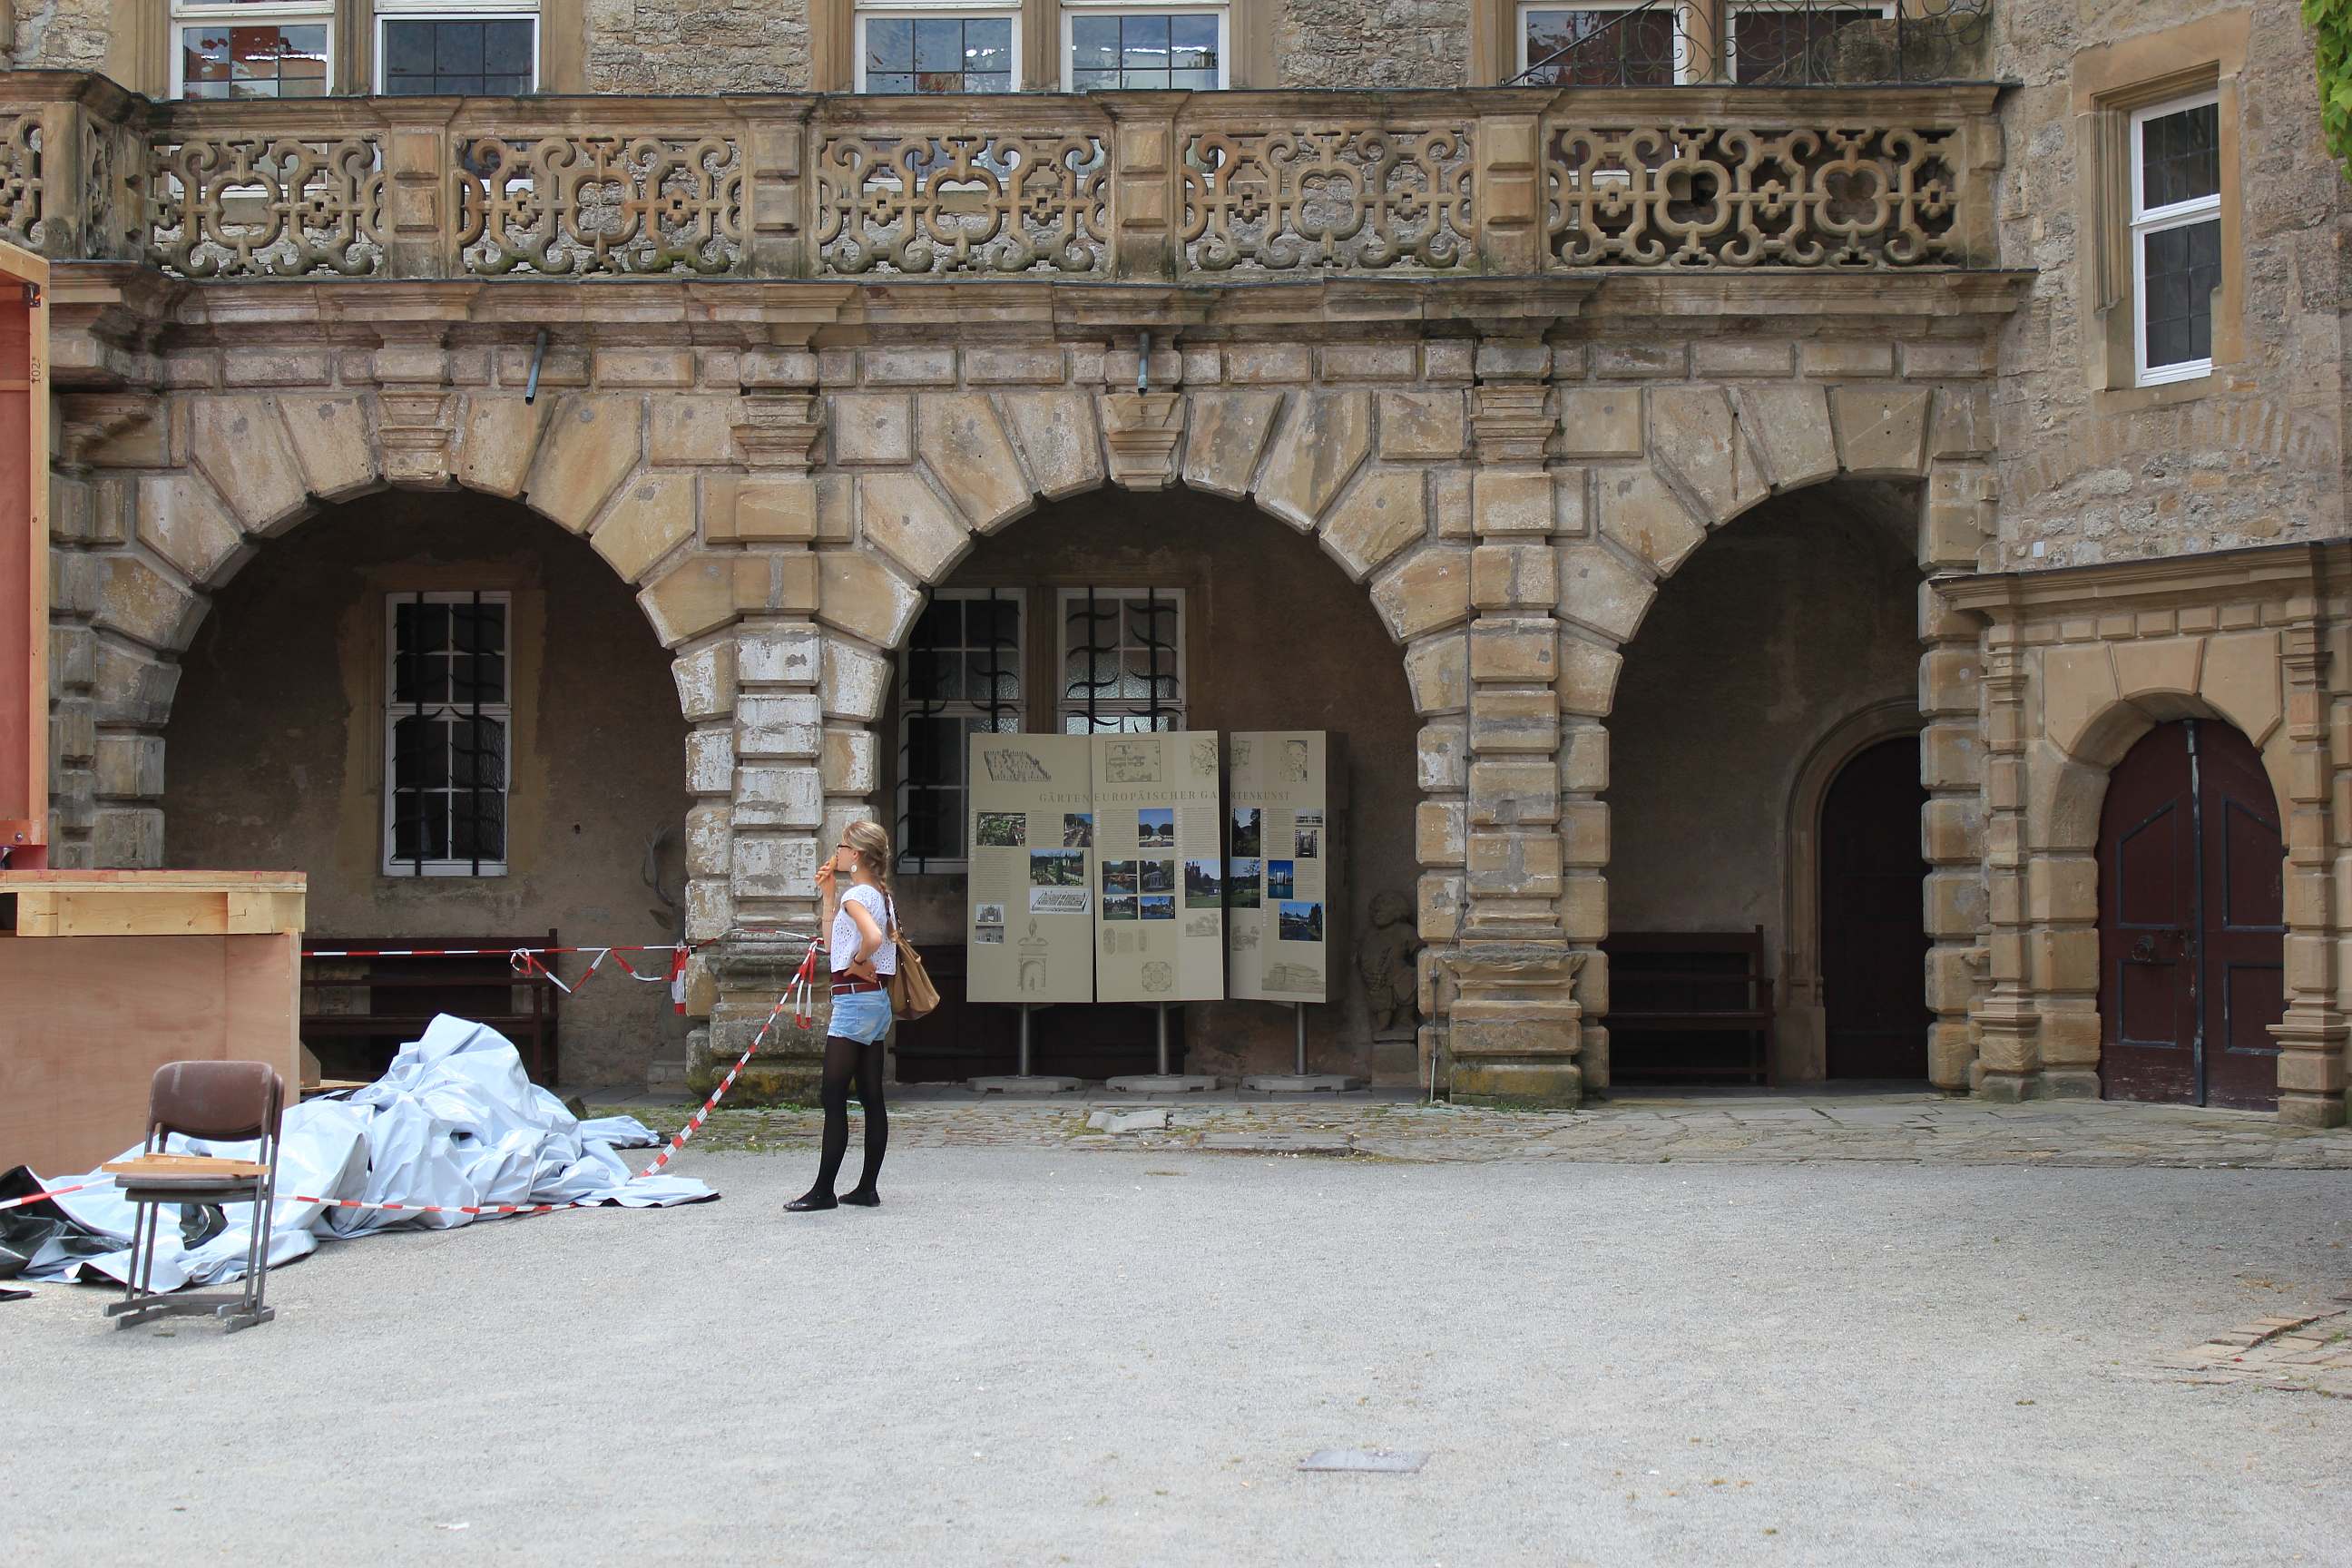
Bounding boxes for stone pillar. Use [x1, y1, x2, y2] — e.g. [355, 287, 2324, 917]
[1919, 463, 1994, 1092]
[2271, 613, 2348, 1126]
[693, 356, 831, 1098]
[1443, 338, 1585, 1106]
[1968, 630, 2040, 1102]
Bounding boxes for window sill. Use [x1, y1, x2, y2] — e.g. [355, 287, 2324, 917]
[2094, 371, 2217, 416]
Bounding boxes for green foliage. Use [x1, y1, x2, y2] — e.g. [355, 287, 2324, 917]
[2308, 0, 2352, 180]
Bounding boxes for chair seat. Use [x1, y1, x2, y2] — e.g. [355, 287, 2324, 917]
[103, 1153, 270, 1191]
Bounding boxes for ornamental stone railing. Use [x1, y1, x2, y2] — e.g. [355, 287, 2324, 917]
[0, 74, 2000, 281]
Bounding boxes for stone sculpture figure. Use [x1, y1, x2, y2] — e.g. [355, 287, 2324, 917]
[1357, 890, 1420, 1034]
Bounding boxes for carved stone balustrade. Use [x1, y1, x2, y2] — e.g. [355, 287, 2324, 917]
[0, 73, 2001, 281]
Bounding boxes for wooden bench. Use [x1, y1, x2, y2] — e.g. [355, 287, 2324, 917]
[299, 930, 561, 1086]
[1602, 926, 1776, 1087]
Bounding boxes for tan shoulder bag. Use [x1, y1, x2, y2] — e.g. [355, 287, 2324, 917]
[882, 889, 941, 1022]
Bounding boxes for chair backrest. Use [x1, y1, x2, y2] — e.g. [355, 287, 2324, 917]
[149, 1061, 285, 1142]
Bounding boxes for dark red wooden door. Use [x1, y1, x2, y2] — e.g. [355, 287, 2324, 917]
[1820, 736, 1931, 1080]
[2098, 719, 2283, 1110]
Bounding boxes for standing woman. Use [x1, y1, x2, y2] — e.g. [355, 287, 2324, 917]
[789, 818, 898, 1211]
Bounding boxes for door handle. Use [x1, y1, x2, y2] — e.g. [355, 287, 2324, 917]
[2129, 936, 2158, 964]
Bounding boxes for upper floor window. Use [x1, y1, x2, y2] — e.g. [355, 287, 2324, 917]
[172, 2, 332, 100]
[377, 3, 540, 95]
[1064, 4, 1227, 90]
[857, 1, 1020, 91]
[1518, 2, 1683, 86]
[1726, 2, 1892, 83]
[2131, 93, 2221, 387]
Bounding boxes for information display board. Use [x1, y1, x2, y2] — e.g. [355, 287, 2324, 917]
[1227, 731, 1339, 1003]
[1091, 731, 1225, 1004]
[965, 732, 1096, 1004]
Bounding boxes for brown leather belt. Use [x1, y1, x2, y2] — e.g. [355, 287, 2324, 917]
[829, 978, 885, 995]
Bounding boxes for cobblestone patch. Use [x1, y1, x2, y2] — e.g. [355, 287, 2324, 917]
[585, 1088, 2352, 1169]
[2159, 1302, 2352, 1396]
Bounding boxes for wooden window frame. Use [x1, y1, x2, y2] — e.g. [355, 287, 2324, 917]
[2070, 11, 2249, 407]
[895, 586, 1028, 875]
[139, 0, 583, 98]
[816, 0, 1267, 90]
[382, 589, 514, 878]
[167, 1, 338, 101]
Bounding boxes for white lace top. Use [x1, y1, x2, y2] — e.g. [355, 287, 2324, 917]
[829, 884, 898, 975]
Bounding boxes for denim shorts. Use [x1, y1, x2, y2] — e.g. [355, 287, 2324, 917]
[828, 987, 894, 1044]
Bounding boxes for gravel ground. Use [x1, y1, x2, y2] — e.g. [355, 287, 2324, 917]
[8, 1149, 2352, 1567]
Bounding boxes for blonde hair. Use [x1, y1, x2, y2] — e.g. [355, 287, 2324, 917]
[841, 818, 896, 911]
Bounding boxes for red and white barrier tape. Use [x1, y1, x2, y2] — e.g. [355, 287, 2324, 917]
[638, 940, 821, 1179]
[289, 1193, 588, 1219]
[0, 1181, 111, 1213]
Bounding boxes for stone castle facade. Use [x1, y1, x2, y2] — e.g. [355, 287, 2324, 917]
[4, 0, 2347, 1124]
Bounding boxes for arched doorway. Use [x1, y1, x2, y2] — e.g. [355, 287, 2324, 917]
[2097, 718, 2285, 1110]
[1819, 736, 1930, 1080]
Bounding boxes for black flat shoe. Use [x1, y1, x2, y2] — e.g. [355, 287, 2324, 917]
[785, 1192, 838, 1212]
[840, 1189, 881, 1208]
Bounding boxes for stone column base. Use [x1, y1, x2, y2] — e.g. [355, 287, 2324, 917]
[1440, 946, 1586, 1109]
[695, 936, 826, 1102]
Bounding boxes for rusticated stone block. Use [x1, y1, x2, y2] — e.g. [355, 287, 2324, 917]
[189, 397, 309, 535]
[276, 396, 377, 500]
[1258, 390, 1371, 530]
[1648, 386, 1768, 526]
[1556, 637, 1622, 718]
[135, 473, 247, 584]
[526, 397, 642, 533]
[639, 554, 765, 646]
[590, 473, 697, 583]
[1417, 720, 1469, 790]
[1370, 546, 1472, 642]
[1180, 389, 1283, 498]
[1556, 387, 1642, 458]
[1320, 469, 1428, 580]
[1471, 544, 1556, 610]
[1469, 760, 1560, 826]
[858, 471, 972, 582]
[1470, 687, 1559, 753]
[1831, 385, 1933, 476]
[456, 395, 545, 499]
[1554, 538, 1654, 643]
[1470, 618, 1558, 682]
[1416, 799, 1467, 866]
[817, 550, 924, 647]
[1403, 634, 1468, 716]
[1000, 390, 1105, 500]
[1596, 466, 1704, 574]
[1377, 390, 1466, 460]
[822, 639, 894, 721]
[919, 394, 1032, 532]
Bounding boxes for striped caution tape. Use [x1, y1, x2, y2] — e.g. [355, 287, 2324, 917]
[0, 1181, 112, 1212]
[637, 941, 820, 1179]
[289, 1194, 589, 1219]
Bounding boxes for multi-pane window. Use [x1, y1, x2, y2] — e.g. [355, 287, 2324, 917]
[377, 5, 540, 94]
[1058, 587, 1185, 734]
[1065, 5, 1226, 90]
[385, 593, 511, 877]
[2131, 93, 2222, 387]
[897, 591, 1025, 870]
[857, 4, 1019, 92]
[1727, 3, 1892, 83]
[1518, 3, 1681, 87]
[172, 2, 332, 100]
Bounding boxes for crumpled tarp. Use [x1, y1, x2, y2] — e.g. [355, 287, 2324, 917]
[3, 1014, 712, 1291]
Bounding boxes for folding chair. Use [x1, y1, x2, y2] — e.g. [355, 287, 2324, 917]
[101, 1061, 286, 1334]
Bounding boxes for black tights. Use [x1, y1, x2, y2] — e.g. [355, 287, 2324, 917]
[806, 1034, 887, 1201]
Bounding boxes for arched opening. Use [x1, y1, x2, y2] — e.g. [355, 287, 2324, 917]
[1819, 735, 1931, 1080]
[1604, 482, 1926, 1086]
[2097, 717, 2284, 1111]
[876, 486, 1420, 1083]
[162, 489, 692, 1091]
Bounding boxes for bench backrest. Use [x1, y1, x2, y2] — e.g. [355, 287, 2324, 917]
[1603, 926, 1767, 1012]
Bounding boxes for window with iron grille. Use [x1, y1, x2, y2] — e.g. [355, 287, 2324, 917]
[385, 592, 511, 877]
[1057, 586, 1184, 735]
[896, 590, 1025, 872]
[171, 2, 333, 99]
[1517, 3, 1685, 87]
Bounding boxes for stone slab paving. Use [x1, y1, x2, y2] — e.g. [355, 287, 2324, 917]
[587, 1085, 2352, 1169]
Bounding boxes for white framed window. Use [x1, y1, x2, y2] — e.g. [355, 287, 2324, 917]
[2130, 91, 2222, 387]
[897, 589, 1026, 872]
[170, 1, 333, 100]
[855, 0, 1021, 93]
[1063, 3, 1227, 91]
[1056, 587, 1185, 734]
[375, 3, 540, 95]
[1726, 2, 1894, 83]
[384, 592, 512, 877]
[1517, 2, 1690, 87]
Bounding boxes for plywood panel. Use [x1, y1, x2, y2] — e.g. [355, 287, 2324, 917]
[0, 933, 303, 1175]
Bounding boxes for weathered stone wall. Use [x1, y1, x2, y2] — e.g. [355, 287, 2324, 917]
[160, 490, 695, 1089]
[581, 0, 812, 93]
[8, 0, 112, 70]
[1274, 0, 1469, 89]
[1988, 0, 2351, 567]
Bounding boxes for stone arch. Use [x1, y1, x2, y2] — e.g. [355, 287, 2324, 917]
[64, 388, 754, 871]
[1780, 697, 1927, 1081]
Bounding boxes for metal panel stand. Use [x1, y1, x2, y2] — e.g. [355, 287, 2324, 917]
[970, 1003, 1082, 1093]
[1108, 1003, 1219, 1093]
[1244, 1002, 1365, 1093]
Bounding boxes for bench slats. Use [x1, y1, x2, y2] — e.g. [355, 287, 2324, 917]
[1602, 925, 1773, 1087]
